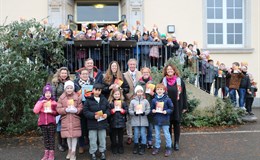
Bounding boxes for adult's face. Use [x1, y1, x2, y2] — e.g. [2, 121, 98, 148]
[128, 60, 137, 72]
[60, 69, 68, 80]
[85, 60, 94, 70]
[166, 66, 175, 76]
[111, 63, 118, 73]
[142, 69, 150, 79]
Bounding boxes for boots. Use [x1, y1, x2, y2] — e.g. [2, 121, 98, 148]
[48, 150, 54, 160]
[41, 150, 49, 160]
[138, 144, 145, 155]
[111, 144, 117, 154]
[133, 143, 139, 154]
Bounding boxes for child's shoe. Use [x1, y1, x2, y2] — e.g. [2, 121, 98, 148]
[66, 150, 71, 159]
[138, 144, 145, 155]
[164, 148, 172, 157]
[41, 150, 49, 160]
[147, 141, 153, 149]
[152, 148, 160, 155]
[118, 145, 124, 154]
[47, 150, 54, 160]
[100, 152, 106, 160]
[90, 153, 96, 160]
[133, 143, 139, 154]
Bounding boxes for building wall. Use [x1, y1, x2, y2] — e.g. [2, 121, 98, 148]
[0, 0, 48, 24]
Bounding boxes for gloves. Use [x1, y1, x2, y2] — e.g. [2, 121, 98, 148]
[141, 112, 145, 116]
[134, 112, 138, 116]
[65, 107, 71, 113]
[66, 106, 78, 113]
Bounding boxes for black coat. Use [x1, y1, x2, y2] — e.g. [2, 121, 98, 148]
[83, 95, 110, 130]
[74, 77, 95, 93]
[166, 79, 187, 122]
[109, 101, 128, 128]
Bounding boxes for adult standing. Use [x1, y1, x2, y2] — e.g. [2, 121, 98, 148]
[51, 67, 70, 152]
[123, 58, 142, 144]
[162, 64, 187, 151]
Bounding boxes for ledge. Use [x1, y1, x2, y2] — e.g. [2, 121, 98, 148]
[201, 48, 255, 54]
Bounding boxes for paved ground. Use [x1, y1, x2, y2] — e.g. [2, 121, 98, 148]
[1, 108, 260, 160]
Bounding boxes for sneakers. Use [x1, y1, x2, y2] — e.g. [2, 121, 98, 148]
[147, 141, 153, 149]
[91, 153, 97, 160]
[100, 152, 106, 160]
[126, 138, 132, 145]
[57, 144, 65, 152]
[164, 148, 172, 157]
[240, 107, 246, 110]
[41, 150, 49, 160]
[152, 148, 160, 155]
[70, 152, 76, 160]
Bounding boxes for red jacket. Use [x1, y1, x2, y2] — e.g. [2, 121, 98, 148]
[33, 100, 58, 126]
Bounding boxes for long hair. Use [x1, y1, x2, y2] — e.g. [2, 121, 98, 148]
[162, 64, 180, 77]
[108, 88, 124, 103]
[103, 61, 123, 84]
[52, 67, 70, 85]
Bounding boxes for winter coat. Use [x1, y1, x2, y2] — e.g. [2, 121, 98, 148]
[151, 94, 173, 126]
[57, 92, 83, 138]
[128, 96, 150, 127]
[52, 81, 65, 101]
[239, 72, 250, 89]
[33, 100, 58, 126]
[75, 66, 103, 83]
[109, 100, 128, 128]
[227, 71, 244, 89]
[246, 84, 258, 98]
[139, 37, 153, 55]
[83, 95, 110, 130]
[214, 69, 228, 89]
[204, 63, 218, 83]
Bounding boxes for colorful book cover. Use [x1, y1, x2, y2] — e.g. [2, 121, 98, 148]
[95, 110, 105, 122]
[135, 104, 143, 114]
[156, 102, 164, 113]
[68, 99, 74, 106]
[218, 70, 223, 77]
[145, 83, 155, 94]
[44, 101, 52, 113]
[114, 100, 122, 111]
[82, 84, 93, 101]
[114, 79, 123, 87]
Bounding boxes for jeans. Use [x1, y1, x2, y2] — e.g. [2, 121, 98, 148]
[229, 89, 237, 106]
[238, 88, 246, 107]
[154, 125, 172, 149]
[88, 129, 106, 154]
[134, 126, 146, 145]
[147, 122, 153, 143]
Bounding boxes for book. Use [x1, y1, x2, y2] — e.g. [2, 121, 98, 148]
[68, 99, 74, 107]
[82, 84, 93, 101]
[135, 104, 143, 114]
[114, 100, 122, 111]
[218, 70, 223, 77]
[95, 110, 105, 122]
[145, 83, 155, 94]
[114, 79, 123, 87]
[43, 101, 52, 113]
[156, 102, 164, 113]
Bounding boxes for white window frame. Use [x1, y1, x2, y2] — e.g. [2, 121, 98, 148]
[206, 0, 245, 48]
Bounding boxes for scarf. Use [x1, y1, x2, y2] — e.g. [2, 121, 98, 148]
[166, 75, 177, 86]
[162, 76, 182, 100]
[79, 78, 89, 87]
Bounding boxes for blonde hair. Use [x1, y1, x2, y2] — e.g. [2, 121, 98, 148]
[108, 88, 124, 103]
[141, 67, 151, 74]
[52, 67, 70, 85]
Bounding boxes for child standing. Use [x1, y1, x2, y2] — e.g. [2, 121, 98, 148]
[245, 74, 258, 115]
[129, 85, 150, 155]
[83, 83, 110, 160]
[57, 80, 83, 160]
[151, 84, 173, 157]
[108, 88, 128, 154]
[33, 83, 57, 160]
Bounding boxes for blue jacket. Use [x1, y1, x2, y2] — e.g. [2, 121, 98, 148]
[151, 94, 173, 126]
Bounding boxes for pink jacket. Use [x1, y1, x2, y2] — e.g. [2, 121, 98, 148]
[33, 100, 58, 126]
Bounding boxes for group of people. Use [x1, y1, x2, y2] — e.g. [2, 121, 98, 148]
[33, 58, 187, 160]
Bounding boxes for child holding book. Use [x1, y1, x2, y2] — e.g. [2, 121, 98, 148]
[57, 80, 83, 160]
[108, 88, 128, 154]
[151, 83, 173, 157]
[129, 85, 150, 155]
[33, 83, 57, 160]
[83, 83, 110, 160]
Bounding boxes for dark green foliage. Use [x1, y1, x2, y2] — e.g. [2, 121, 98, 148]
[0, 19, 65, 135]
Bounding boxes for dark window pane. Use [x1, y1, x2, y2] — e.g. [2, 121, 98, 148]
[215, 8, 223, 19]
[235, 23, 242, 33]
[207, 23, 215, 33]
[227, 23, 234, 33]
[235, 0, 243, 7]
[215, 0, 222, 7]
[235, 34, 242, 44]
[227, 0, 234, 7]
[227, 34, 234, 44]
[208, 34, 215, 44]
[207, 0, 214, 7]
[207, 8, 214, 19]
[216, 34, 223, 44]
[227, 8, 234, 19]
[235, 9, 243, 19]
[216, 23, 223, 33]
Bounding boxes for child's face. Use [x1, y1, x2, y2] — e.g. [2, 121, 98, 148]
[93, 88, 102, 97]
[65, 86, 74, 95]
[209, 61, 214, 65]
[45, 91, 52, 99]
[143, 35, 148, 40]
[156, 88, 165, 96]
[80, 70, 89, 81]
[113, 91, 120, 100]
[136, 90, 143, 97]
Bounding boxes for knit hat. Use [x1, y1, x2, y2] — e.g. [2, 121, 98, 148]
[43, 83, 52, 94]
[134, 85, 144, 93]
[64, 80, 74, 90]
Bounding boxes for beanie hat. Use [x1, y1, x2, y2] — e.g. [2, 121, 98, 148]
[64, 80, 74, 90]
[43, 83, 52, 94]
[134, 85, 144, 94]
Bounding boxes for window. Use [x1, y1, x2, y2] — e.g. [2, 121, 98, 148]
[76, 2, 119, 22]
[206, 0, 244, 47]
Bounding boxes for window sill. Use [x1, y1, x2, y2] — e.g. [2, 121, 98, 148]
[201, 48, 254, 54]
